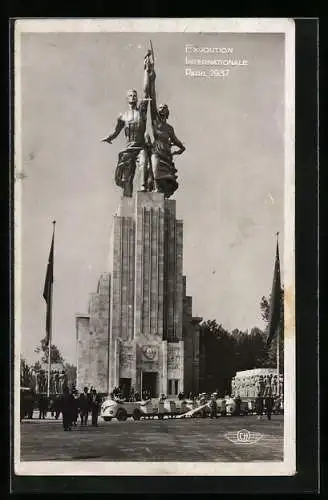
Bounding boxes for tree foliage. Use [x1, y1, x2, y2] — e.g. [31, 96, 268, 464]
[199, 287, 285, 395]
[34, 337, 64, 365]
[199, 320, 236, 396]
[260, 289, 284, 325]
[260, 295, 270, 322]
[64, 363, 77, 388]
[21, 341, 77, 392]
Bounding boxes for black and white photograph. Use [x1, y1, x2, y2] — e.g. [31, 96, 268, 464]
[14, 18, 295, 477]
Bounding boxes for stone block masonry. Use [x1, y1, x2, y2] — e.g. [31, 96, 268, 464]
[76, 273, 110, 393]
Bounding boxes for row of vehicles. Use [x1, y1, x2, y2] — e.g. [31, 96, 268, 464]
[100, 396, 251, 421]
[20, 388, 282, 422]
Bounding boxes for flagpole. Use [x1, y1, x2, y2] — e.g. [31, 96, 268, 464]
[276, 324, 280, 379]
[47, 285, 52, 398]
[47, 220, 56, 398]
[266, 231, 282, 388]
[276, 231, 280, 381]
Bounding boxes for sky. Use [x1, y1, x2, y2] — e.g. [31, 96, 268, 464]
[18, 31, 285, 365]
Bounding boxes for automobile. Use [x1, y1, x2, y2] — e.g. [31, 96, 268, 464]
[139, 398, 193, 419]
[100, 398, 142, 421]
[100, 397, 193, 421]
[20, 387, 35, 420]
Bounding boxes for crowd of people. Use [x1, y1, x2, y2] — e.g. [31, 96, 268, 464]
[110, 386, 141, 402]
[22, 380, 283, 426]
[110, 386, 163, 402]
[60, 386, 103, 430]
[24, 386, 103, 431]
[110, 385, 221, 403]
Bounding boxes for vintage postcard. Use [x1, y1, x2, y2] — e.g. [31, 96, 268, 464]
[14, 18, 295, 477]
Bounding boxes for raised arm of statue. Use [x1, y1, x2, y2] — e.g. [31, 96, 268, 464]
[143, 50, 152, 99]
[143, 50, 158, 124]
[101, 116, 125, 144]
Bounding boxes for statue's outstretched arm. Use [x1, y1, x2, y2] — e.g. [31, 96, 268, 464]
[101, 116, 124, 143]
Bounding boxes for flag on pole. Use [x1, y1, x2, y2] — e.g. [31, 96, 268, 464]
[266, 238, 282, 346]
[43, 223, 55, 346]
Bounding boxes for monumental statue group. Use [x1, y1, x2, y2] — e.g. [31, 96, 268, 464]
[101, 44, 185, 198]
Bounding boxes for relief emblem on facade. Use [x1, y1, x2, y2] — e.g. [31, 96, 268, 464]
[167, 345, 181, 370]
[119, 344, 135, 369]
[140, 345, 158, 362]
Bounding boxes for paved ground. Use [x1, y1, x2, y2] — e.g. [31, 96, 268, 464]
[20, 414, 283, 462]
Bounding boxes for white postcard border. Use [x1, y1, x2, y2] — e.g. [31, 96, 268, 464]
[14, 17, 296, 477]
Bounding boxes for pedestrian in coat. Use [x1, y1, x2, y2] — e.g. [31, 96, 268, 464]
[209, 395, 218, 418]
[265, 395, 274, 421]
[38, 394, 48, 419]
[255, 395, 264, 420]
[62, 386, 75, 431]
[72, 391, 79, 426]
[79, 387, 90, 425]
[234, 395, 241, 416]
[90, 389, 101, 427]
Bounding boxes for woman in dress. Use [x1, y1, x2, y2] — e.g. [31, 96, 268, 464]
[146, 61, 185, 198]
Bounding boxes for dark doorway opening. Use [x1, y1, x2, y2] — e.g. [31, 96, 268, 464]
[119, 378, 131, 399]
[142, 372, 158, 398]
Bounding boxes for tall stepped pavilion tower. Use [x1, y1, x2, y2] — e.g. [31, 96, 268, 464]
[76, 191, 202, 397]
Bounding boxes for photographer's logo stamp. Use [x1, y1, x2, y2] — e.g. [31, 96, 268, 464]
[224, 429, 263, 445]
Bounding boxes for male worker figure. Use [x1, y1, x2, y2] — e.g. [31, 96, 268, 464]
[101, 52, 153, 197]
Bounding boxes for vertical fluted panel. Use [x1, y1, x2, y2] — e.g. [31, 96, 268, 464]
[142, 209, 150, 333]
[109, 216, 122, 387]
[157, 208, 165, 336]
[164, 200, 177, 341]
[111, 216, 123, 342]
[175, 220, 184, 340]
[121, 217, 128, 340]
[134, 192, 165, 337]
[150, 209, 159, 334]
[128, 218, 135, 340]
[134, 203, 143, 334]
[163, 211, 168, 339]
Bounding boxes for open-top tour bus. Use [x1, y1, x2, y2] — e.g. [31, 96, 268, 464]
[100, 397, 194, 421]
[100, 395, 251, 421]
